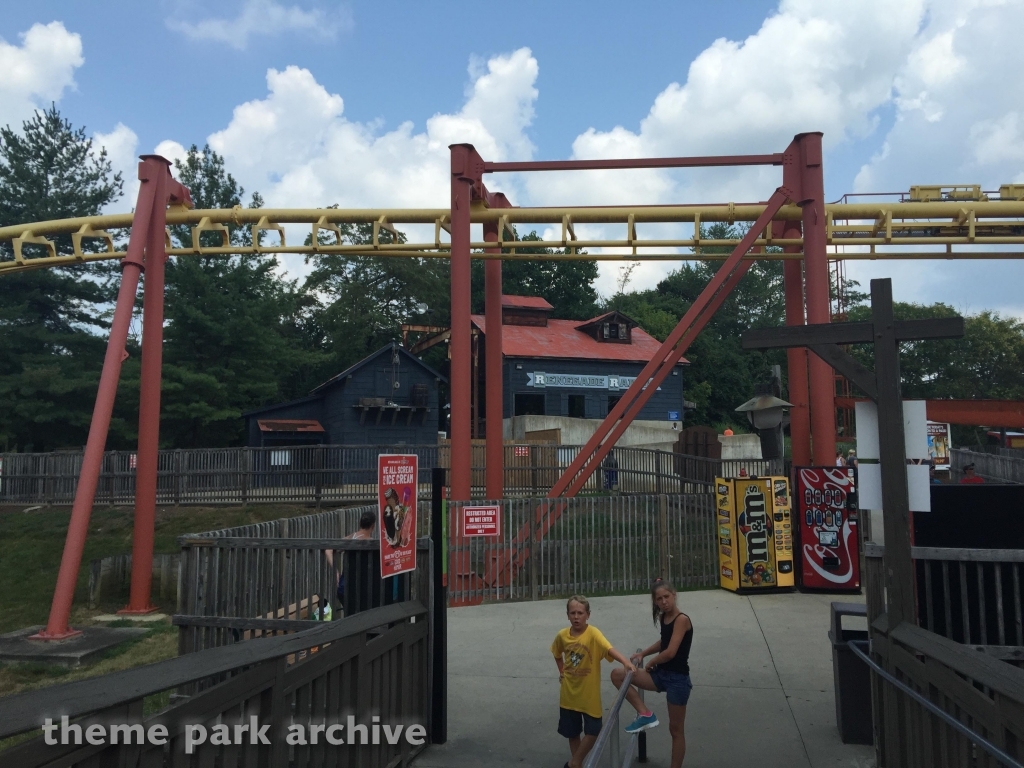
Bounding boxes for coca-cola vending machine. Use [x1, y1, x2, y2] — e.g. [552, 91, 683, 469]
[795, 467, 860, 591]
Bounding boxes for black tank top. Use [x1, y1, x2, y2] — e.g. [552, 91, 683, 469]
[658, 613, 692, 675]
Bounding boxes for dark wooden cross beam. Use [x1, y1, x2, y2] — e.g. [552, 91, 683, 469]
[742, 278, 964, 627]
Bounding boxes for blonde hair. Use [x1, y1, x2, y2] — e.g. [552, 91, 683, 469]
[566, 595, 591, 613]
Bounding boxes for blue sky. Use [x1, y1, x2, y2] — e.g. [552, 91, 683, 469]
[3, 0, 1024, 315]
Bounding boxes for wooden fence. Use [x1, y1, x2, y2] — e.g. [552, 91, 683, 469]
[864, 545, 1024, 765]
[176, 505, 431, 655]
[0, 443, 773, 505]
[0, 601, 430, 768]
[447, 494, 718, 604]
[951, 448, 1024, 484]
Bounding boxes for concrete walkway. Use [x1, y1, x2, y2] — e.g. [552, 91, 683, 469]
[417, 590, 875, 768]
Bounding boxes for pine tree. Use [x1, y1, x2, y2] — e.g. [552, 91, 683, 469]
[0, 106, 123, 451]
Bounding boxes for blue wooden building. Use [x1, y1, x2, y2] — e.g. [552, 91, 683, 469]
[243, 343, 445, 447]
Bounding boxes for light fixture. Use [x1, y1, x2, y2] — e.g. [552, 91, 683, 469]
[735, 394, 793, 430]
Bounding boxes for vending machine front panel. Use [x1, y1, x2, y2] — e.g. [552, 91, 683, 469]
[716, 478, 739, 591]
[735, 478, 778, 589]
[795, 467, 860, 591]
[770, 476, 796, 588]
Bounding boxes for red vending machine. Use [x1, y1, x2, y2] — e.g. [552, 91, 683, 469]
[795, 467, 860, 591]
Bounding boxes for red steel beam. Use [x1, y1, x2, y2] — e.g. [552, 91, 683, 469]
[483, 154, 784, 174]
[835, 397, 1024, 428]
[780, 219, 811, 467]
[484, 189, 790, 587]
[31, 157, 186, 640]
[795, 132, 836, 465]
[549, 188, 791, 501]
[120, 157, 183, 615]
[483, 194, 510, 501]
[449, 145, 480, 501]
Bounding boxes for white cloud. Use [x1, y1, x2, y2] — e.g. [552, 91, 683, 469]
[167, 0, 348, 50]
[850, 0, 1024, 316]
[153, 50, 539, 274]
[93, 123, 140, 209]
[0, 22, 83, 129]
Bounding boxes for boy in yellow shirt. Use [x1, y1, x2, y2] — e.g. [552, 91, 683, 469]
[552, 595, 635, 768]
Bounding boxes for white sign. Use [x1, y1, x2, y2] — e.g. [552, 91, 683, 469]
[526, 372, 659, 391]
[855, 400, 930, 513]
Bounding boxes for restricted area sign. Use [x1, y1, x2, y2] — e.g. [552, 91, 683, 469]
[378, 454, 418, 578]
[462, 505, 501, 537]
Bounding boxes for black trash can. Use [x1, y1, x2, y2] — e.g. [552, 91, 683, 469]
[827, 601, 873, 745]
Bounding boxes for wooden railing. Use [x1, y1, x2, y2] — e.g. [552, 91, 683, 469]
[177, 506, 430, 654]
[0, 601, 430, 767]
[864, 544, 1024, 765]
[951, 448, 1024, 484]
[0, 443, 775, 505]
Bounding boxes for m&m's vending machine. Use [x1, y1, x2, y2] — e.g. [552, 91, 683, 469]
[794, 466, 860, 591]
[716, 476, 796, 592]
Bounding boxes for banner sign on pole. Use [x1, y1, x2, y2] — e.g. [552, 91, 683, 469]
[378, 454, 418, 578]
[462, 505, 501, 537]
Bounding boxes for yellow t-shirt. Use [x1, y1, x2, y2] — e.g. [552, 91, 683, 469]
[551, 625, 614, 718]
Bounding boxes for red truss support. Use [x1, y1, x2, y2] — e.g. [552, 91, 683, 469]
[33, 156, 191, 640]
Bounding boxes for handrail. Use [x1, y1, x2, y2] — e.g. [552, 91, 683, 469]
[583, 649, 646, 768]
[847, 640, 1023, 768]
[0, 600, 426, 740]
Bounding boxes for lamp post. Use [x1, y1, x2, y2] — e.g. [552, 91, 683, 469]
[735, 391, 793, 460]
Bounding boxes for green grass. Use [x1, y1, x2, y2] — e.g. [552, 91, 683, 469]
[0, 502, 336, 635]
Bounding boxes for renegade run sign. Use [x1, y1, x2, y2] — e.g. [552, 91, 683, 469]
[378, 454, 417, 578]
[526, 372, 660, 391]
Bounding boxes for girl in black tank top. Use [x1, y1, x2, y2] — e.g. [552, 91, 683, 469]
[611, 578, 693, 768]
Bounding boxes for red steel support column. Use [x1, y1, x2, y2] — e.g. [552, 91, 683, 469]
[32, 158, 162, 639]
[483, 199, 507, 501]
[121, 156, 174, 615]
[449, 145, 478, 501]
[795, 132, 836, 466]
[780, 220, 811, 467]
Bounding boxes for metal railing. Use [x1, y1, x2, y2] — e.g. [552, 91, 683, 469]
[849, 639, 1022, 767]
[583, 650, 646, 768]
[447, 494, 719, 604]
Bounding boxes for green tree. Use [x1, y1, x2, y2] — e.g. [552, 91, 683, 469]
[150, 145, 322, 448]
[470, 229, 600, 319]
[606, 223, 787, 429]
[0, 106, 123, 450]
[304, 222, 451, 377]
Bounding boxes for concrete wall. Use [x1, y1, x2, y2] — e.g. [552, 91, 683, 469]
[503, 415, 681, 448]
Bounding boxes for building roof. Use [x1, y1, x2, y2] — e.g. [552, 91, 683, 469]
[502, 295, 553, 310]
[471, 315, 688, 364]
[311, 342, 446, 394]
[257, 419, 325, 433]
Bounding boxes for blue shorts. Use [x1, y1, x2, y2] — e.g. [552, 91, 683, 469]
[649, 668, 693, 706]
[557, 707, 602, 739]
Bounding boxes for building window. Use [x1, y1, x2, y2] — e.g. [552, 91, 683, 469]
[568, 394, 586, 418]
[607, 395, 621, 415]
[601, 322, 629, 342]
[514, 393, 546, 416]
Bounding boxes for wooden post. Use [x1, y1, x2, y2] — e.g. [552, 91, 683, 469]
[173, 449, 181, 507]
[871, 280, 916, 628]
[241, 448, 249, 504]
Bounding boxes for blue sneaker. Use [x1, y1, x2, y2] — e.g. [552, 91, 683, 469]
[624, 713, 659, 733]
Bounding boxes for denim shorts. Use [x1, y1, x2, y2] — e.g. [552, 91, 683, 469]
[649, 668, 693, 706]
[557, 707, 602, 738]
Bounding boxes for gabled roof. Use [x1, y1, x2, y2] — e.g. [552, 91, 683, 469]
[243, 394, 322, 418]
[502, 295, 553, 311]
[471, 315, 688, 364]
[258, 419, 325, 433]
[311, 343, 446, 394]
[575, 310, 638, 333]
